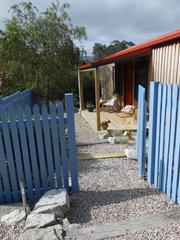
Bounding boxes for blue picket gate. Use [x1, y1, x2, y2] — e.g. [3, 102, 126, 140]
[0, 93, 78, 204]
[138, 81, 180, 204]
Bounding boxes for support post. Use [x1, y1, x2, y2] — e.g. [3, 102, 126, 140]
[78, 69, 84, 111]
[95, 68, 100, 131]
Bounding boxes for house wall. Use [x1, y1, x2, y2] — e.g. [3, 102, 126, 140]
[150, 41, 180, 84]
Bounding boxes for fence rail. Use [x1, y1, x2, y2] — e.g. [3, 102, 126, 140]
[0, 89, 33, 111]
[0, 93, 78, 204]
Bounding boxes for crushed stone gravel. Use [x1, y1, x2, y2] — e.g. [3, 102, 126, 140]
[0, 221, 25, 240]
[66, 113, 179, 239]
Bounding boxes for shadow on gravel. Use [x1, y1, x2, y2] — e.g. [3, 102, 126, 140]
[66, 187, 160, 224]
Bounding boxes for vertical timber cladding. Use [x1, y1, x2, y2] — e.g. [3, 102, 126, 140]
[151, 41, 180, 84]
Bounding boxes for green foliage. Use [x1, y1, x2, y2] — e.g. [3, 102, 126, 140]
[93, 40, 135, 60]
[0, 1, 87, 101]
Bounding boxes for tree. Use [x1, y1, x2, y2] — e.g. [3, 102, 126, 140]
[93, 40, 135, 60]
[0, 1, 87, 101]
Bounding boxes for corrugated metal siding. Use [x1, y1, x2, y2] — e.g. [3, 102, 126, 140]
[151, 42, 180, 84]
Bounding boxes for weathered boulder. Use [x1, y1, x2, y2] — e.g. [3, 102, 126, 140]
[108, 136, 129, 144]
[19, 225, 63, 240]
[109, 129, 123, 137]
[24, 213, 56, 231]
[1, 209, 26, 225]
[33, 204, 63, 218]
[98, 130, 109, 139]
[125, 149, 137, 160]
[34, 188, 70, 215]
[123, 131, 133, 139]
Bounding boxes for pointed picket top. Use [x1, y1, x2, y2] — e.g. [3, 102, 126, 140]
[33, 104, 40, 115]
[25, 104, 32, 117]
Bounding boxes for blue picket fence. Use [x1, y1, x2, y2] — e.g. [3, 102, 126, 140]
[0, 89, 33, 111]
[0, 93, 78, 204]
[137, 81, 180, 204]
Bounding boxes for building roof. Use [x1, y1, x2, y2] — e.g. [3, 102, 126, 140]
[79, 29, 180, 70]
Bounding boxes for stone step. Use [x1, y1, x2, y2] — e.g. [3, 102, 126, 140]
[66, 207, 180, 240]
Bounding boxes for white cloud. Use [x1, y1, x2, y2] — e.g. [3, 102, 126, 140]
[0, 0, 180, 54]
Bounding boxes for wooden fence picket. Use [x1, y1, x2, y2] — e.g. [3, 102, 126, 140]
[65, 93, 79, 192]
[33, 105, 48, 194]
[147, 82, 159, 184]
[167, 85, 179, 197]
[0, 129, 12, 203]
[41, 104, 55, 190]
[25, 105, 41, 199]
[49, 103, 62, 189]
[57, 103, 69, 190]
[8, 107, 25, 184]
[162, 84, 172, 192]
[171, 96, 180, 203]
[17, 106, 34, 201]
[0, 110, 19, 202]
[154, 83, 163, 187]
[158, 84, 167, 190]
[137, 86, 146, 178]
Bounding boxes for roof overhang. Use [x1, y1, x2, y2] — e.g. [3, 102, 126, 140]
[79, 29, 180, 71]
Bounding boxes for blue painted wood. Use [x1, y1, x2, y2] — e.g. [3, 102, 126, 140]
[171, 97, 180, 203]
[0, 90, 33, 111]
[41, 104, 55, 189]
[33, 105, 48, 193]
[57, 103, 69, 189]
[65, 94, 79, 192]
[49, 104, 62, 189]
[136, 86, 143, 162]
[0, 129, 12, 203]
[25, 105, 41, 198]
[8, 107, 25, 186]
[158, 84, 167, 190]
[0, 181, 4, 203]
[162, 84, 172, 193]
[167, 85, 179, 197]
[137, 86, 146, 177]
[154, 83, 163, 188]
[17, 106, 34, 201]
[0, 110, 19, 202]
[147, 82, 159, 184]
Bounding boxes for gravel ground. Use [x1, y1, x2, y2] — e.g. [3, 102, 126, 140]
[0, 203, 25, 240]
[0, 221, 25, 240]
[66, 113, 179, 239]
[111, 223, 180, 240]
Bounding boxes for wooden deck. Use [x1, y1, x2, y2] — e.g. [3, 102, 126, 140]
[81, 110, 138, 132]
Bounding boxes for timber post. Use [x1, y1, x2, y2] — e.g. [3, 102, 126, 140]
[78, 69, 84, 111]
[95, 67, 100, 131]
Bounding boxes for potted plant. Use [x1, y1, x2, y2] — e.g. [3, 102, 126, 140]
[86, 102, 94, 112]
[100, 120, 111, 130]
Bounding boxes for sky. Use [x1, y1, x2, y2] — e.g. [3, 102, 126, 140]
[0, 0, 180, 54]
